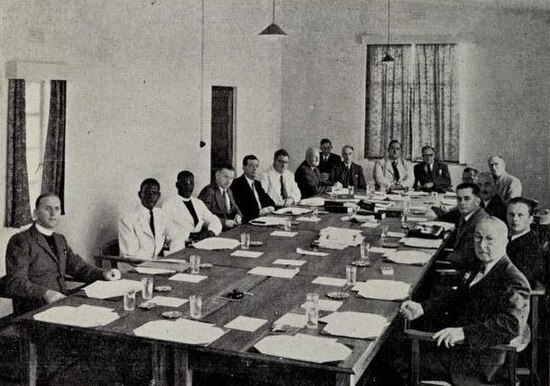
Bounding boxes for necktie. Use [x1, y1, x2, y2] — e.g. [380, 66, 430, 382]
[346, 164, 352, 186]
[183, 200, 199, 227]
[251, 182, 262, 209]
[149, 209, 156, 236]
[392, 161, 400, 182]
[222, 190, 230, 214]
[280, 174, 288, 200]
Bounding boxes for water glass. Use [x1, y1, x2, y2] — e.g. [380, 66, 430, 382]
[366, 181, 374, 196]
[189, 295, 203, 319]
[123, 289, 136, 311]
[380, 225, 389, 247]
[190, 255, 201, 274]
[283, 217, 292, 231]
[348, 185, 355, 196]
[305, 293, 319, 329]
[401, 212, 409, 229]
[431, 191, 440, 206]
[346, 265, 357, 286]
[360, 241, 371, 262]
[141, 277, 154, 300]
[240, 232, 250, 250]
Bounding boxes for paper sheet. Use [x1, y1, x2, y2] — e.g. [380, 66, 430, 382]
[296, 247, 329, 256]
[224, 316, 267, 332]
[192, 237, 240, 250]
[248, 266, 299, 279]
[134, 267, 176, 275]
[231, 250, 263, 258]
[149, 296, 188, 307]
[295, 216, 321, 223]
[384, 250, 432, 265]
[299, 197, 326, 207]
[168, 273, 208, 283]
[353, 280, 411, 301]
[34, 304, 120, 328]
[273, 313, 307, 328]
[270, 231, 298, 237]
[254, 335, 351, 363]
[84, 279, 142, 299]
[300, 299, 343, 312]
[387, 231, 406, 238]
[134, 319, 225, 345]
[273, 259, 306, 266]
[319, 311, 389, 339]
[311, 276, 347, 287]
[273, 207, 312, 216]
[401, 238, 443, 249]
[250, 216, 289, 227]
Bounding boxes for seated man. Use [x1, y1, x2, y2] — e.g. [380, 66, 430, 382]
[3, 193, 121, 316]
[163, 170, 222, 252]
[259, 149, 301, 207]
[295, 147, 340, 199]
[118, 178, 167, 258]
[198, 165, 242, 230]
[477, 172, 507, 222]
[400, 217, 530, 386]
[461, 166, 479, 184]
[231, 155, 275, 223]
[330, 145, 366, 190]
[373, 139, 413, 191]
[319, 138, 341, 182]
[413, 145, 451, 193]
[506, 197, 545, 285]
[488, 155, 522, 203]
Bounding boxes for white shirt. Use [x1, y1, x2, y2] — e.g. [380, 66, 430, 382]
[35, 223, 54, 236]
[219, 187, 231, 212]
[259, 166, 302, 206]
[118, 206, 167, 258]
[510, 229, 531, 242]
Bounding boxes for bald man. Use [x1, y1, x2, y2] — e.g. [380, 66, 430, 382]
[488, 156, 522, 203]
[400, 217, 530, 385]
[295, 147, 341, 199]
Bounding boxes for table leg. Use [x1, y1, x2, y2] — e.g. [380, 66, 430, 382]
[335, 372, 354, 386]
[20, 338, 37, 386]
[152, 343, 168, 385]
[174, 348, 192, 385]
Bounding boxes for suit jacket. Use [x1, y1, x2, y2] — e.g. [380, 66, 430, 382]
[118, 206, 167, 258]
[413, 160, 451, 193]
[495, 172, 522, 203]
[447, 208, 489, 270]
[3, 225, 105, 316]
[506, 231, 544, 286]
[422, 255, 530, 385]
[231, 175, 275, 223]
[294, 161, 329, 199]
[483, 195, 507, 223]
[319, 152, 341, 174]
[331, 162, 366, 190]
[373, 158, 413, 191]
[163, 196, 222, 253]
[198, 183, 242, 228]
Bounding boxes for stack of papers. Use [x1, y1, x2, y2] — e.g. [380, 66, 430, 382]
[420, 221, 455, 231]
[254, 334, 351, 363]
[34, 304, 120, 327]
[84, 279, 142, 299]
[168, 273, 208, 283]
[296, 247, 329, 256]
[320, 311, 389, 339]
[353, 280, 411, 301]
[270, 230, 298, 237]
[299, 197, 325, 207]
[384, 250, 432, 265]
[192, 237, 240, 250]
[401, 238, 443, 249]
[250, 216, 289, 227]
[248, 266, 299, 279]
[134, 267, 176, 275]
[317, 227, 363, 247]
[274, 207, 311, 216]
[133, 319, 225, 345]
[273, 259, 306, 266]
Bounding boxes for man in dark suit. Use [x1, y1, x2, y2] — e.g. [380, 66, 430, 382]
[413, 145, 451, 193]
[401, 216, 530, 386]
[331, 145, 366, 190]
[478, 172, 507, 222]
[295, 147, 341, 199]
[198, 165, 242, 230]
[506, 197, 545, 285]
[2, 193, 121, 316]
[231, 155, 275, 223]
[319, 138, 341, 181]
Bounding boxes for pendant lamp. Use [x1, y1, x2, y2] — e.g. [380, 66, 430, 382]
[259, 0, 286, 36]
[381, 0, 394, 63]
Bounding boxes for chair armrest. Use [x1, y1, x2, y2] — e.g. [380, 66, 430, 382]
[434, 268, 460, 276]
[434, 260, 453, 266]
[404, 329, 437, 342]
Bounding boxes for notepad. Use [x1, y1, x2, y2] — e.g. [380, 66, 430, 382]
[270, 231, 298, 237]
[296, 248, 329, 256]
[192, 237, 240, 250]
[273, 313, 307, 328]
[231, 250, 263, 258]
[224, 316, 267, 332]
[248, 266, 299, 279]
[149, 296, 188, 307]
[384, 250, 432, 265]
[273, 259, 306, 266]
[168, 273, 208, 283]
[353, 280, 411, 301]
[311, 276, 347, 287]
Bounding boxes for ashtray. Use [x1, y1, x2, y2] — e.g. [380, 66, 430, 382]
[249, 241, 263, 247]
[381, 265, 394, 275]
[225, 288, 245, 300]
[351, 260, 371, 267]
[154, 285, 172, 292]
[199, 263, 213, 269]
[162, 311, 182, 319]
[138, 301, 157, 310]
[326, 291, 350, 300]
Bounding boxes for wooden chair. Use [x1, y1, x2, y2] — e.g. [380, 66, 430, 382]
[93, 239, 120, 268]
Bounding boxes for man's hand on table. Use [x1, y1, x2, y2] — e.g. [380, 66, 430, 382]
[103, 268, 122, 281]
[259, 206, 275, 216]
[43, 289, 66, 304]
[399, 300, 424, 321]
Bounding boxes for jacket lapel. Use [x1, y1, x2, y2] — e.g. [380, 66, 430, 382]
[139, 210, 154, 238]
[215, 188, 227, 216]
[53, 234, 67, 277]
[30, 225, 59, 264]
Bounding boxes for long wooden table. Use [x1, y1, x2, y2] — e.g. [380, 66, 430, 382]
[16, 193, 447, 386]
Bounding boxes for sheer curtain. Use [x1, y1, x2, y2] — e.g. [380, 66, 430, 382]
[365, 44, 459, 162]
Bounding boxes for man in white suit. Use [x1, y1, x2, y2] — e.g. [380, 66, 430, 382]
[260, 149, 301, 207]
[163, 170, 222, 253]
[373, 139, 413, 191]
[118, 178, 168, 258]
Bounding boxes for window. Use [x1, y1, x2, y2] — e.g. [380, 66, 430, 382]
[365, 44, 459, 162]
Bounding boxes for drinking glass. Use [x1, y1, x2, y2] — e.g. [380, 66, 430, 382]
[240, 233, 250, 250]
[190, 255, 201, 274]
[141, 277, 154, 300]
[346, 265, 357, 286]
[189, 295, 202, 319]
[305, 293, 319, 329]
[123, 289, 136, 311]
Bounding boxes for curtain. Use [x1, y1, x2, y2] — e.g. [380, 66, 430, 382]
[41, 80, 67, 214]
[6, 79, 32, 227]
[365, 44, 459, 162]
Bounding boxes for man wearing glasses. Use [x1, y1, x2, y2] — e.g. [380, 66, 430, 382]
[413, 145, 452, 193]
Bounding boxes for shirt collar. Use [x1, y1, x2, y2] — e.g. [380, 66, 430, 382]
[35, 223, 54, 236]
[481, 254, 504, 275]
[245, 176, 255, 186]
[463, 210, 475, 222]
[181, 197, 191, 202]
[510, 228, 531, 242]
[483, 198, 492, 208]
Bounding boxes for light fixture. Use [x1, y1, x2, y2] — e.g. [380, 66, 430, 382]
[259, 0, 287, 36]
[381, 0, 394, 64]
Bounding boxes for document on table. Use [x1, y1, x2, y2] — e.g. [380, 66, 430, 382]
[319, 227, 363, 245]
[254, 335, 351, 364]
[231, 250, 263, 258]
[295, 216, 321, 223]
[401, 238, 443, 249]
[273, 312, 307, 328]
[34, 304, 120, 328]
[387, 231, 406, 238]
[270, 230, 298, 237]
[299, 197, 325, 207]
[134, 267, 176, 275]
[353, 280, 411, 301]
[320, 311, 389, 339]
[149, 296, 188, 307]
[250, 216, 288, 227]
[192, 237, 240, 250]
[248, 266, 299, 279]
[168, 273, 208, 283]
[300, 299, 343, 312]
[384, 250, 432, 265]
[361, 222, 380, 228]
[84, 279, 142, 299]
[311, 276, 347, 287]
[369, 247, 396, 254]
[296, 247, 329, 256]
[273, 207, 311, 216]
[420, 220, 455, 231]
[224, 316, 267, 332]
[273, 259, 306, 266]
[134, 319, 225, 345]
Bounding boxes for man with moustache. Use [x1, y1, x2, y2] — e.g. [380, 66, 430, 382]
[477, 172, 507, 222]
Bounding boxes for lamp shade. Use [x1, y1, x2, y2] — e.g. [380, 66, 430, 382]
[259, 22, 287, 36]
[381, 53, 395, 63]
